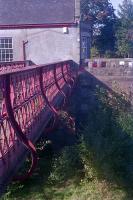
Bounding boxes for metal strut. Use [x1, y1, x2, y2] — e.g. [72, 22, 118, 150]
[40, 67, 75, 135]
[61, 63, 75, 99]
[4, 75, 38, 181]
[53, 66, 66, 106]
[61, 64, 72, 91]
[39, 68, 60, 134]
[66, 63, 75, 87]
[39, 69, 58, 116]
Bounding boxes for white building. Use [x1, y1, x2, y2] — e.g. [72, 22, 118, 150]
[0, 0, 91, 65]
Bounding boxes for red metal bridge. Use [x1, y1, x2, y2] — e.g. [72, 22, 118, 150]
[0, 60, 78, 193]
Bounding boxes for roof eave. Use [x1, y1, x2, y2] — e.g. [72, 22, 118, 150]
[0, 22, 77, 30]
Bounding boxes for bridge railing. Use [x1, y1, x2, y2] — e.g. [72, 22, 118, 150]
[0, 60, 35, 73]
[0, 60, 77, 163]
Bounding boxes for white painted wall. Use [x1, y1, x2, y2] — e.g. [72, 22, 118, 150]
[25, 27, 80, 64]
[0, 26, 80, 64]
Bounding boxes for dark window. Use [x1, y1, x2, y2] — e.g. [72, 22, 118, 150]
[81, 36, 89, 59]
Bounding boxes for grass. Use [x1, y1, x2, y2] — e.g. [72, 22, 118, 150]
[2, 73, 133, 200]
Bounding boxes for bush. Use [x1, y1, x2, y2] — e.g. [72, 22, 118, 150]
[79, 86, 133, 187]
[48, 85, 133, 189]
[49, 145, 83, 184]
[91, 47, 100, 58]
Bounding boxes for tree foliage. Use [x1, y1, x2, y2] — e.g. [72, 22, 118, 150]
[81, 0, 133, 58]
[81, 0, 115, 25]
[116, 0, 133, 57]
[80, 0, 116, 57]
[92, 18, 117, 57]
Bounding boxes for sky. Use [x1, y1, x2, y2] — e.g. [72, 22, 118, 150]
[110, 0, 122, 10]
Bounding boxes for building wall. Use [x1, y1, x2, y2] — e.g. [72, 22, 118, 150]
[25, 27, 80, 65]
[0, 27, 80, 65]
[0, 0, 92, 65]
[0, 29, 26, 61]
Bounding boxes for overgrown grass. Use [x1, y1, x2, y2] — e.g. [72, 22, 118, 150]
[2, 78, 133, 200]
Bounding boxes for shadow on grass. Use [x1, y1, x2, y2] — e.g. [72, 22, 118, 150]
[71, 71, 133, 200]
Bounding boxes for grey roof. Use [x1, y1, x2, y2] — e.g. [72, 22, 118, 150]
[0, 0, 75, 26]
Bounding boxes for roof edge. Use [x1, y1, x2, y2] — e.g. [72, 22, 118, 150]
[0, 23, 77, 30]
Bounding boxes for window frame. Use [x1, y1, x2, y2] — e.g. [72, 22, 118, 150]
[0, 37, 13, 62]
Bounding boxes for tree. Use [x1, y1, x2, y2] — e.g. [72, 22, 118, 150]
[116, 0, 133, 57]
[92, 17, 117, 57]
[81, 0, 117, 58]
[81, 0, 115, 25]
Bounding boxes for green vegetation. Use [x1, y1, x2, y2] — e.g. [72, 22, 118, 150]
[91, 47, 100, 58]
[81, 0, 133, 58]
[81, 0, 116, 58]
[116, 0, 133, 57]
[2, 84, 133, 200]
